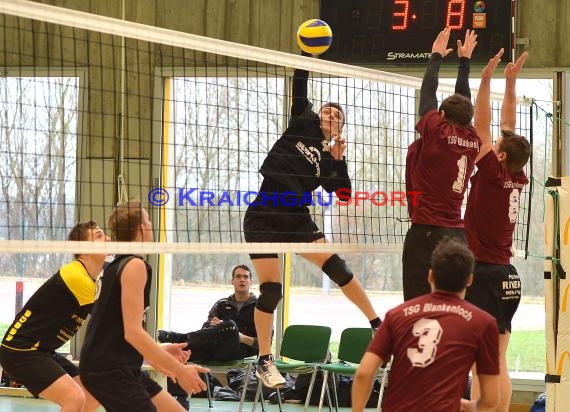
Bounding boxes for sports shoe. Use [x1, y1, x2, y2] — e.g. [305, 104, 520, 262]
[157, 330, 189, 344]
[157, 330, 172, 343]
[256, 355, 286, 388]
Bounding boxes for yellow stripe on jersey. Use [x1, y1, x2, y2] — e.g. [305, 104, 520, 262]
[59, 260, 96, 306]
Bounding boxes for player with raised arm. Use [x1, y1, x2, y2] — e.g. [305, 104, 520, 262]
[352, 238, 500, 412]
[0, 221, 108, 412]
[403, 28, 481, 301]
[464, 50, 530, 412]
[80, 200, 208, 412]
[243, 54, 381, 389]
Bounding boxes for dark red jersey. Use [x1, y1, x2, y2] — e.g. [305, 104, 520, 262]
[368, 291, 499, 412]
[408, 110, 480, 227]
[465, 151, 529, 264]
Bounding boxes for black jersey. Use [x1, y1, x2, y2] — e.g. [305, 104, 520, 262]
[1, 260, 95, 352]
[202, 293, 257, 338]
[258, 69, 351, 197]
[79, 254, 152, 372]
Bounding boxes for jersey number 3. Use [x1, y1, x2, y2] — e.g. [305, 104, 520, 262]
[406, 318, 443, 367]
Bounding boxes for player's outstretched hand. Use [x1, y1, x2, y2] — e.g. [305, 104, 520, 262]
[432, 27, 453, 57]
[162, 342, 191, 364]
[481, 48, 504, 79]
[504, 51, 529, 81]
[330, 134, 347, 160]
[177, 364, 209, 395]
[457, 29, 478, 59]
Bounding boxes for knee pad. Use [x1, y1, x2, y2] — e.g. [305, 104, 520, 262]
[322, 254, 354, 287]
[256, 282, 283, 314]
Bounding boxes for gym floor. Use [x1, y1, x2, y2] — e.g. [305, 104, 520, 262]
[0, 396, 351, 412]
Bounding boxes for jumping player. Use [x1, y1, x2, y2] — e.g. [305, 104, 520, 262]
[79, 200, 208, 412]
[403, 28, 480, 301]
[0, 221, 109, 412]
[243, 54, 381, 388]
[464, 49, 530, 411]
[352, 238, 500, 412]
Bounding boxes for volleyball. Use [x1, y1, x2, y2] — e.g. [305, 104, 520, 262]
[296, 19, 333, 55]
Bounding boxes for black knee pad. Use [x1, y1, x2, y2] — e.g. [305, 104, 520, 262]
[322, 254, 354, 287]
[256, 282, 283, 314]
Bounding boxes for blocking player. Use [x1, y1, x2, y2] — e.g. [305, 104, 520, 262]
[403, 28, 481, 301]
[464, 49, 530, 411]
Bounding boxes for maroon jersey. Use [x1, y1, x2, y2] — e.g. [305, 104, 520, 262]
[408, 110, 480, 227]
[465, 151, 529, 264]
[368, 291, 499, 412]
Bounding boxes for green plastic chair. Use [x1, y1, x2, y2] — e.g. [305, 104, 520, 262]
[317, 327, 382, 411]
[252, 324, 332, 412]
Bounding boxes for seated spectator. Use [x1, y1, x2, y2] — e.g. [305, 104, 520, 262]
[158, 264, 258, 409]
[158, 264, 258, 361]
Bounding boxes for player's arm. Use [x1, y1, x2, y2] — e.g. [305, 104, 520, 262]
[352, 351, 384, 412]
[460, 374, 500, 412]
[464, 321, 500, 412]
[455, 29, 477, 99]
[120, 259, 208, 393]
[320, 154, 351, 195]
[500, 52, 528, 133]
[291, 51, 312, 117]
[418, 28, 453, 116]
[202, 300, 221, 328]
[474, 49, 503, 162]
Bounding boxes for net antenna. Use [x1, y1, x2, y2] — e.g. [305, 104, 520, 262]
[117, 0, 128, 205]
[117, 175, 129, 205]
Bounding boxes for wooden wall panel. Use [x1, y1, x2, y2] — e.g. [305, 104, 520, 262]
[156, 0, 207, 66]
[258, 0, 283, 50]
[0, 16, 35, 67]
[205, 0, 226, 41]
[225, 0, 250, 46]
[247, 0, 262, 47]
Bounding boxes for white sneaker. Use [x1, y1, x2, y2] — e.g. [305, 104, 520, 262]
[256, 355, 286, 388]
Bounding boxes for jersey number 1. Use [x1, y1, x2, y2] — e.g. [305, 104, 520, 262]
[452, 155, 468, 193]
[407, 318, 443, 367]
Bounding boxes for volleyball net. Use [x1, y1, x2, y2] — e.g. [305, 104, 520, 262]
[0, 0, 535, 265]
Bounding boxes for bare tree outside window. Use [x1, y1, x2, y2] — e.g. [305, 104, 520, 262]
[0, 76, 78, 277]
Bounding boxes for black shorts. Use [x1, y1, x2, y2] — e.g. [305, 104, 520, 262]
[402, 224, 467, 301]
[81, 368, 163, 412]
[465, 262, 521, 333]
[0, 347, 78, 397]
[243, 203, 325, 259]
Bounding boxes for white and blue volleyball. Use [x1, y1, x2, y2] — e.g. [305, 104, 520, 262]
[296, 19, 333, 55]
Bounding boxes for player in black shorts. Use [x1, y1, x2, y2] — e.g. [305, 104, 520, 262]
[403, 28, 479, 301]
[0, 221, 109, 411]
[464, 50, 530, 411]
[79, 200, 208, 412]
[243, 56, 381, 389]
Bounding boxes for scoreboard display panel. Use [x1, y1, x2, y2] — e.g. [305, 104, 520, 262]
[320, 0, 513, 65]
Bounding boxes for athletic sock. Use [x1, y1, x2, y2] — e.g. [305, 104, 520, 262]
[258, 354, 272, 363]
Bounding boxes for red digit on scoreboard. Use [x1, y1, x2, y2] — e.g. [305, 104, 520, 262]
[446, 0, 465, 29]
[392, 0, 409, 30]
